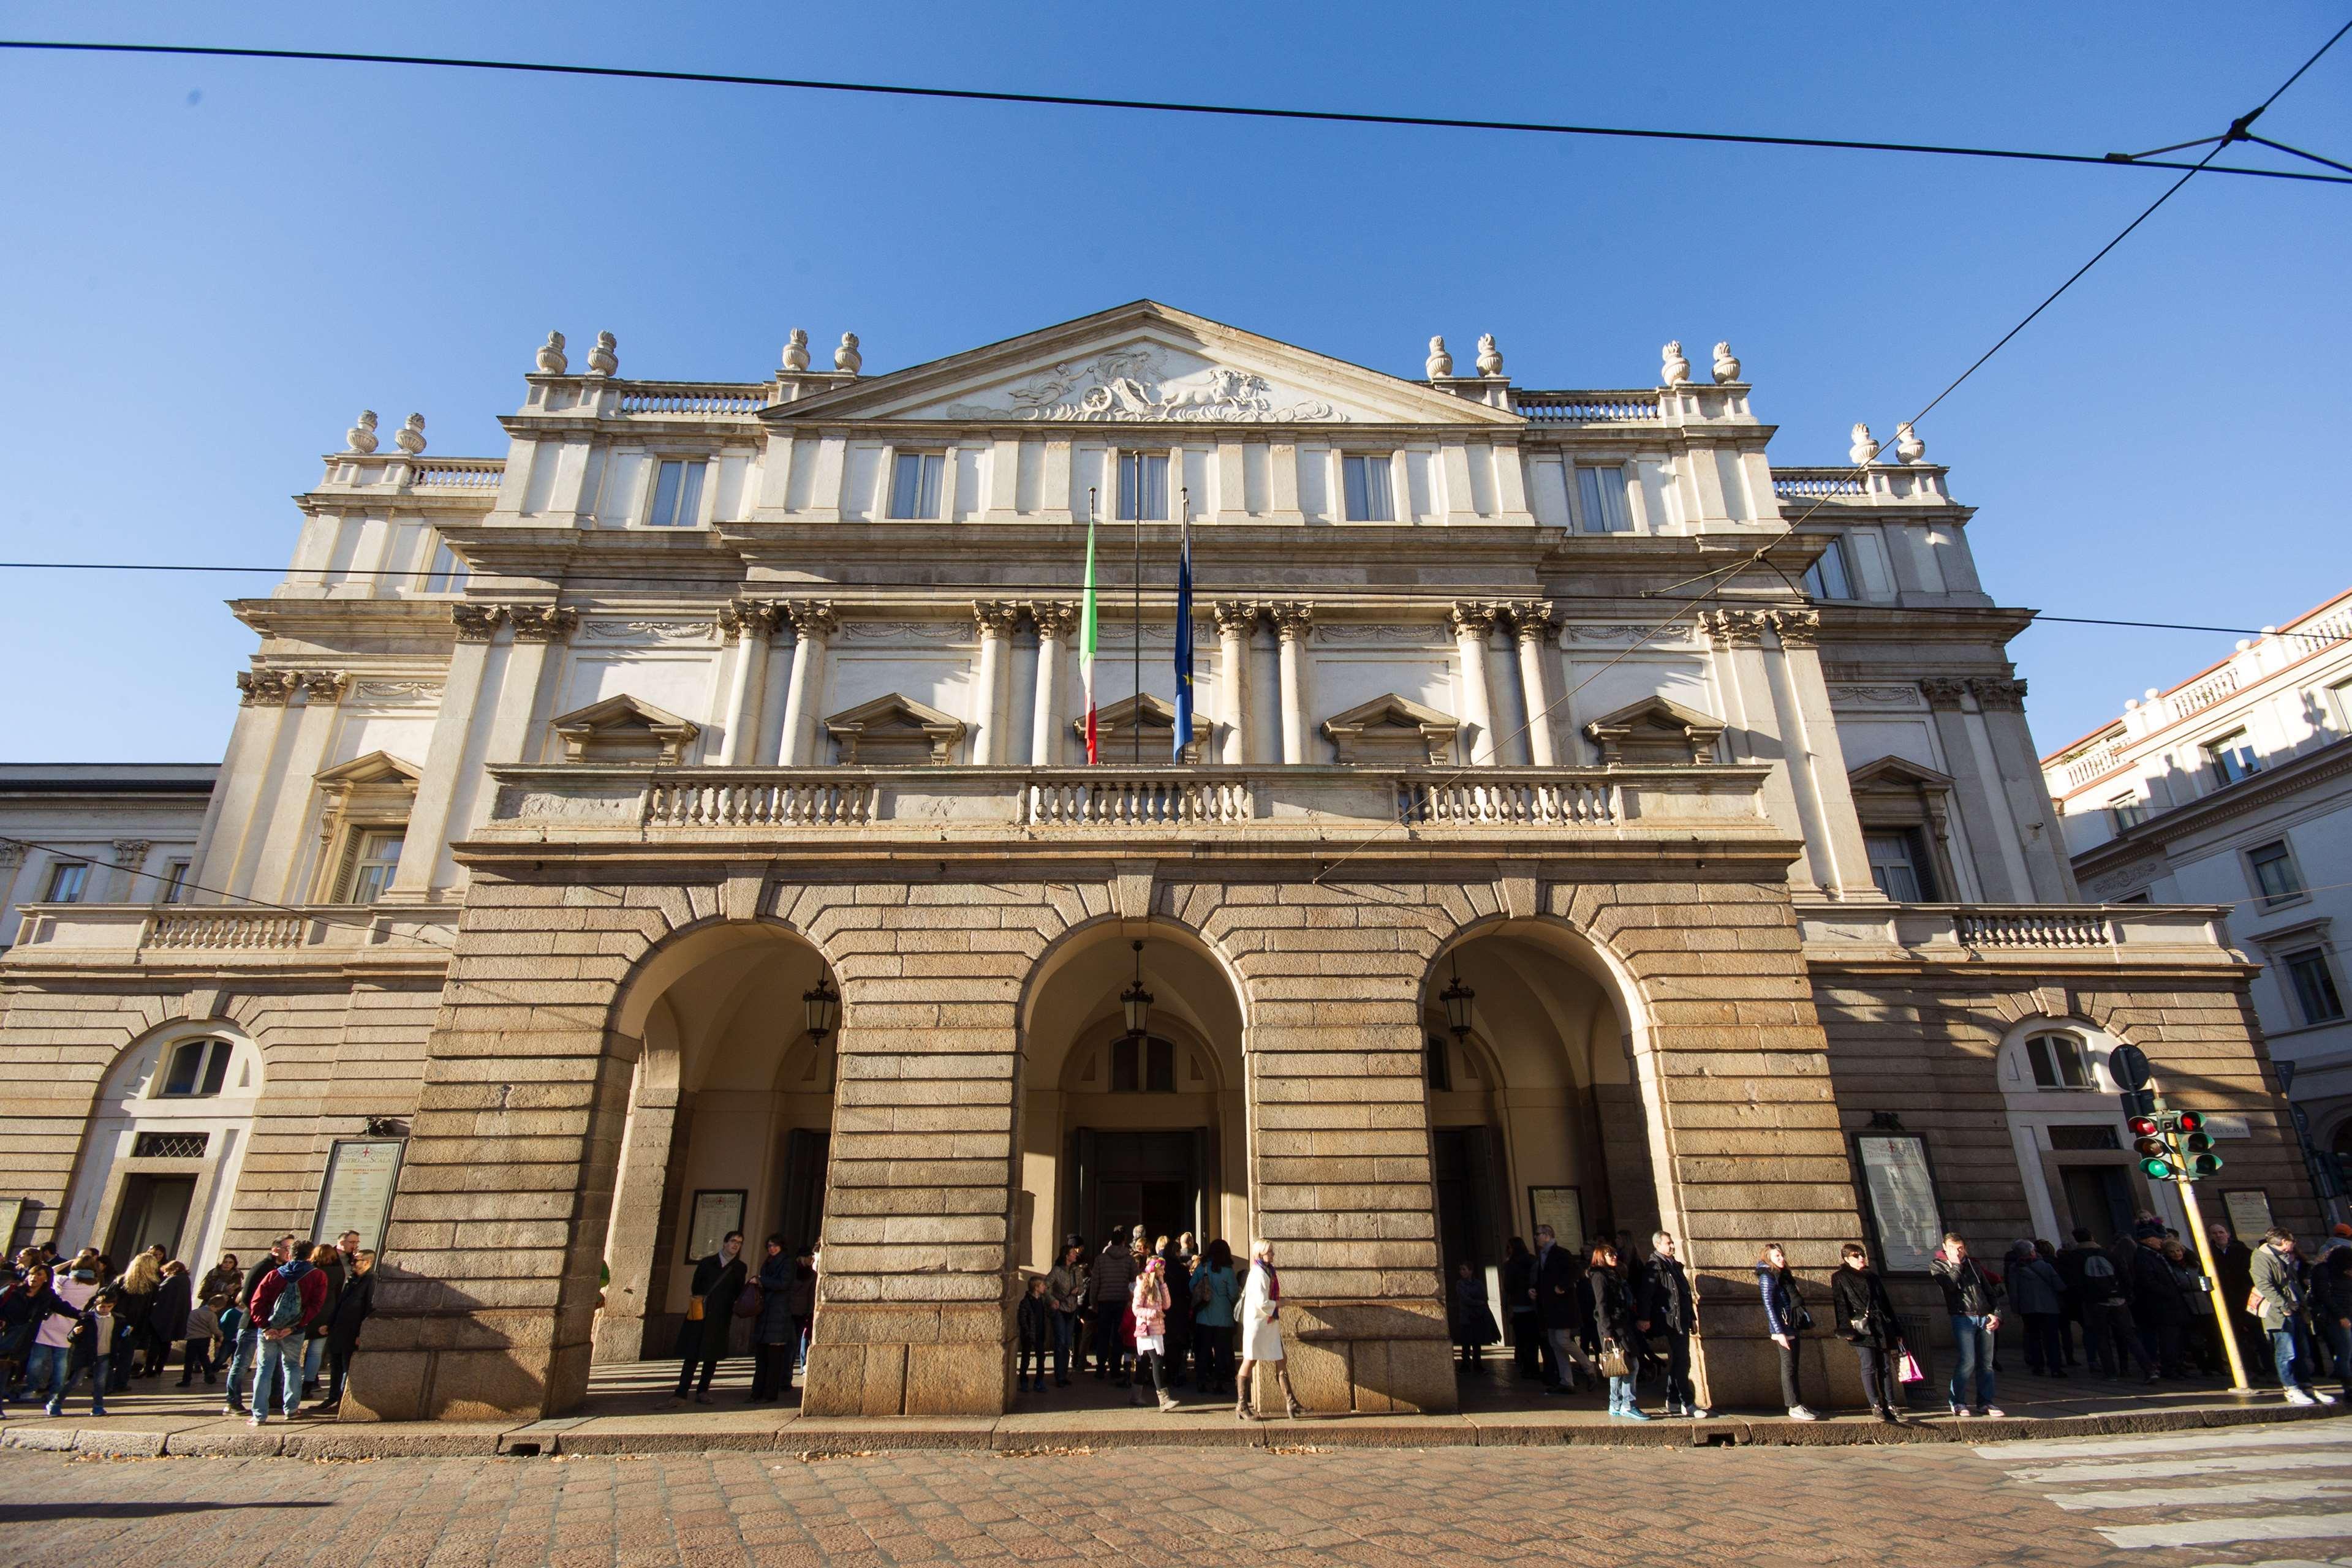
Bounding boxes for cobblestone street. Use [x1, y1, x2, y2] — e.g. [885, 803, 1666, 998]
[16, 1420, 2352, 1568]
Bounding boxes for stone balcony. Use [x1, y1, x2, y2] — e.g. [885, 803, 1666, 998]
[1796, 899, 2248, 971]
[2, 903, 454, 976]
[475, 762, 1782, 864]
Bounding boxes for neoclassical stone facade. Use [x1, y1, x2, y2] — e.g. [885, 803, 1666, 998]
[0, 303, 2315, 1421]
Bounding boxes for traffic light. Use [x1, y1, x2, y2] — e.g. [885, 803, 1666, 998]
[2130, 1115, 2178, 1178]
[2178, 1111, 2223, 1177]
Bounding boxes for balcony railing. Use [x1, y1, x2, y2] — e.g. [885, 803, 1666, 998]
[1796, 900, 2240, 968]
[4, 902, 455, 967]
[485, 762, 1777, 845]
[1511, 390, 1661, 423]
[612, 381, 771, 417]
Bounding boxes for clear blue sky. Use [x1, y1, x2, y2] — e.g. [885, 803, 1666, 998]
[2, 4, 2346, 761]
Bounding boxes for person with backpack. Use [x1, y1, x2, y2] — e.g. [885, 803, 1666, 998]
[222, 1236, 296, 1416]
[2074, 1235, 2156, 1380]
[2008, 1240, 2069, 1379]
[244, 1245, 328, 1426]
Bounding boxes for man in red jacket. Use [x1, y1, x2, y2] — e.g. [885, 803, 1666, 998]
[246, 1248, 328, 1426]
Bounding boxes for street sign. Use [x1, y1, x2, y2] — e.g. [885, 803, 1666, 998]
[2109, 1043, 2153, 1091]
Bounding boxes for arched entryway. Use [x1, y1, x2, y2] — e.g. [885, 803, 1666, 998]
[60, 1022, 264, 1270]
[594, 921, 839, 1366]
[1422, 920, 1665, 1398]
[1017, 922, 1248, 1273]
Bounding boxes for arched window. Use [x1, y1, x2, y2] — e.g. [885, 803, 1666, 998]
[1110, 1035, 1176, 1093]
[154, 1036, 235, 1098]
[2023, 1030, 2097, 1091]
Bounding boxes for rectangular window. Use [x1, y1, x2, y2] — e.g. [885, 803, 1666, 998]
[2331, 678, 2352, 731]
[646, 459, 707, 527]
[2286, 948, 2347, 1025]
[2206, 731, 2260, 785]
[1116, 453, 1170, 521]
[888, 452, 946, 520]
[2108, 791, 2146, 831]
[342, 831, 404, 905]
[2248, 840, 2304, 907]
[44, 862, 88, 903]
[1575, 464, 1631, 532]
[160, 860, 191, 904]
[1864, 830, 1932, 902]
[1341, 454, 1394, 522]
[2116, 889, 2152, 904]
[1425, 1035, 1452, 1092]
[420, 534, 468, 592]
[1801, 537, 1855, 601]
[2025, 1032, 2094, 1090]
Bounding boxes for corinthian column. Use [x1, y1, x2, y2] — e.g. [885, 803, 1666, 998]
[1451, 601, 1499, 766]
[716, 600, 780, 765]
[1213, 601, 1258, 764]
[1509, 600, 1558, 766]
[970, 601, 1021, 764]
[1269, 601, 1314, 764]
[779, 601, 838, 766]
[1027, 601, 1078, 765]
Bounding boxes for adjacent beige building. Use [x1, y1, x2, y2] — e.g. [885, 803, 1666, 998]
[0, 303, 2313, 1422]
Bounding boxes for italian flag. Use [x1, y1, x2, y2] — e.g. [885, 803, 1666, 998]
[1079, 501, 1100, 763]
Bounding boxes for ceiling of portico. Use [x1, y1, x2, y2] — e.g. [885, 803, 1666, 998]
[770, 300, 1523, 428]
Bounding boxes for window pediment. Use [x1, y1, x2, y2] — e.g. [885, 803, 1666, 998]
[1075, 692, 1212, 763]
[550, 695, 701, 764]
[1322, 693, 1459, 766]
[826, 692, 966, 765]
[1583, 696, 1723, 765]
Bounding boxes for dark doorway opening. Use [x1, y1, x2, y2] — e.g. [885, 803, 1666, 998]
[108, 1174, 195, 1260]
[777, 1129, 830, 1255]
[1071, 1128, 1204, 1245]
[2060, 1165, 2134, 1243]
[1432, 1126, 1502, 1281]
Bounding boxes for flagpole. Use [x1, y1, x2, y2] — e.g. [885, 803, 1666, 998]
[1081, 486, 1099, 765]
[1175, 484, 1192, 766]
[1132, 452, 1143, 765]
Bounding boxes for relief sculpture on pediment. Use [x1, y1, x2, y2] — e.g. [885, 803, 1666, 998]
[942, 345, 1344, 423]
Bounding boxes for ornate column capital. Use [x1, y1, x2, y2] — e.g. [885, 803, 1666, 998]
[450, 603, 507, 643]
[1212, 600, 1260, 637]
[972, 600, 1022, 638]
[1969, 676, 2029, 711]
[236, 668, 297, 706]
[507, 605, 580, 643]
[784, 600, 838, 641]
[717, 599, 783, 638]
[1269, 601, 1315, 642]
[1026, 600, 1080, 639]
[1918, 677, 1972, 710]
[111, 839, 152, 866]
[1507, 599, 1557, 643]
[299, 670, 350, 703]
[1700, 608, 1766, 647]
[0, 841, 23, 870]
[1449, 601, 1498, 638]
[1766, 609, 1821, 648]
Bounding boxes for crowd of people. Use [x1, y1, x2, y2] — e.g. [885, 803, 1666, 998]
[0, 1231, 375, 1425]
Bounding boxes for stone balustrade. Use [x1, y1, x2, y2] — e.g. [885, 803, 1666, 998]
[484, 762, 1776, 848]
[1510, 389, 1662, 423]
[4, 902, 455, 971]
[1767, 465, 1950, 505]
[1796, 899, 2242, 968]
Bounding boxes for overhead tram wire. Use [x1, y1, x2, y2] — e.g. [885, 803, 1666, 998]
[0, 557, 2343, 646]
[1304, 20, 2352, 892]
[3, 37, 2350, 187]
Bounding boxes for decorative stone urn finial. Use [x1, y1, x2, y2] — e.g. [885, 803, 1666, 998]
[1662, 341, 1691, 386]
[1475, 334, 1504, 377]
[1711, 341, 1741, 383]
[835, 331, 862, 374]
[782, 328, 811, 372]
[344, 409, 379, 455]
[1895, 421, 1926, 464]
[1425, 335, 1452, 379]
[535, 331, 568, 374]
[1849, 423, 1880, 465]
[395, 413, 426, 456]
[587, 331, 618, 376]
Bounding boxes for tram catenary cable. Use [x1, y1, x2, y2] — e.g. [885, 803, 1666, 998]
[0, 557, 2337, 646]
[1, 36, 2348, 187]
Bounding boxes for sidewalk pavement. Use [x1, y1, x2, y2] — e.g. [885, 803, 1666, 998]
[6, 1355, 2340, 1460]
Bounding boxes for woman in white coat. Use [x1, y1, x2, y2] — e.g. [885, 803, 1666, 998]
[1235, 1238, 1301, 1421]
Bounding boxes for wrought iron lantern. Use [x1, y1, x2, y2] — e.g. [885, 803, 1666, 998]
[803, 974, 840, 1044]
[1439, 955, 1475, 1042]
[1120, 940, 1154, 1039]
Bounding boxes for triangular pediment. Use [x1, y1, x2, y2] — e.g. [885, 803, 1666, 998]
[1323, 693, 1460, 766]
[767, 301, 1522, 428]
[1584, 695, 1724, 765]
[1076, 691, 1214, 762]
[826, 692, 966, 765]
[314, 750, 423, 789]
[1849, 755, 1955, 793]
[550, 695, 701, 764]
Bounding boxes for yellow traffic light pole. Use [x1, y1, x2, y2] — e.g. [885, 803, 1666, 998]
[2172, 1155, 2254, 1395]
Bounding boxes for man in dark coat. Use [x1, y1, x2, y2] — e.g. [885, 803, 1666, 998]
[2208, 1222, 2263, 1382]
[672, 1231, 746, 1404]
[1637, 1231, 1710, 1419]
[2130, 1226, 2191, 1379]
[1531, 1224, 1594, 1394]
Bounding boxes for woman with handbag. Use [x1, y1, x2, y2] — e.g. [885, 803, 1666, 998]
[1586, 1239, 1646, 1420]
[1831, 1242, 1908, 1423]
[1756, 1243, 1818, 1420]
[749, 1235, 799, 1403]
[671, 1231, 746, 1404]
